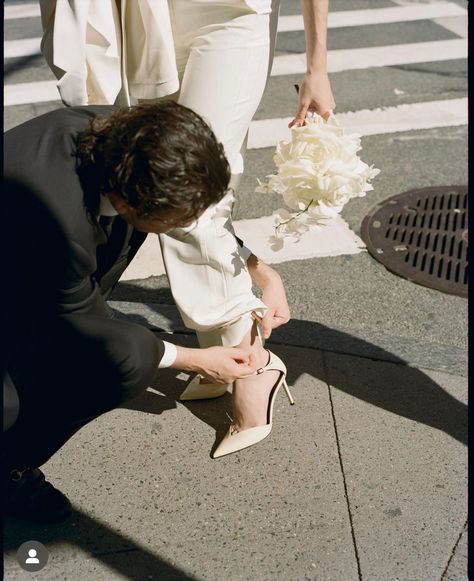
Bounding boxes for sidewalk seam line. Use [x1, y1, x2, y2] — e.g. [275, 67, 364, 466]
[439, 518, 468, 580]
[322, 351, 363, 581]
[149, 328, 465, 377]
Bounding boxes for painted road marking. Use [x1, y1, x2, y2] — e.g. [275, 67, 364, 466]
[4, 37, 42, 58]
[4, 80, 59, 107]
[4, 3, 40, 20]
[120, 215, 365, 280]
[6, 33, 467, 67]
[248, 98, 467, 149]
[233, 215, 366, 264]
[5, 1, 466, 24]
[278, 2, 466, 32]
[5, 38, 466, 105]
[271, 38, 466, 76]
[120, 235, 166, 281]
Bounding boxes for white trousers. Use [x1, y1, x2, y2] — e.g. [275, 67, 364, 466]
[41, 0, 280, 347]
[157, 0, 280, 347]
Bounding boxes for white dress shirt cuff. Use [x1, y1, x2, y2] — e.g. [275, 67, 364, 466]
[158, 341, 178, 369]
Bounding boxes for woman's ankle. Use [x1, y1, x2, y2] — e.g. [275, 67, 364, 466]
[234, 320, 267, 366]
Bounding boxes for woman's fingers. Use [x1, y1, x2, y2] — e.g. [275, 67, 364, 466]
[289, 100, 310, 128]
[261, 309, 276, 339]
[289, 114, 307, 128]
[262, 309, 290, 338]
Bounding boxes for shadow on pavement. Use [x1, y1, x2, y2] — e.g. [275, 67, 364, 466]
[124, 362, 234, 455]
[278, 319, 467, 446]
[4, 511, 196, 581]
[121, 316, 467, 447]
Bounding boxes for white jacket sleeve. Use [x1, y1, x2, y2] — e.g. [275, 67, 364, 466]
[39, 0, 179, 107]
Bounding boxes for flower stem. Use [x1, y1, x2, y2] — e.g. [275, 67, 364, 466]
[275, 199, 315, 235]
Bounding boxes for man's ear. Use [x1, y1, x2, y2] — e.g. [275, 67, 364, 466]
[106, 192, 132, 216]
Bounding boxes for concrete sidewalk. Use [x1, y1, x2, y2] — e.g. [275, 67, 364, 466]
[3, 333, 467, 580]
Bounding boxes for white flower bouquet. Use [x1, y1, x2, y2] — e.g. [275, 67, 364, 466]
[256, 111, 380, 248]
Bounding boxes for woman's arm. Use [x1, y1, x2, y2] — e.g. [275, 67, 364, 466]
[247, 254, 291, 340]
[289, 0, 336, 127]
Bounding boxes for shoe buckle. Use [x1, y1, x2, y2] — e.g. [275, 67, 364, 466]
[256, 367, 264, 375]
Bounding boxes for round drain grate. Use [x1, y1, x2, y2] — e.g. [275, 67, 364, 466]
[361, 186, 468, 297]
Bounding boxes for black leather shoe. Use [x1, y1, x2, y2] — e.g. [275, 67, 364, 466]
[4, 467, 72, 523]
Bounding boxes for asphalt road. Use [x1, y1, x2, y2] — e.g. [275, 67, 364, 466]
[4, 0, 468, 375]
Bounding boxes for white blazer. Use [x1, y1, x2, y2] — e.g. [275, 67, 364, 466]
[40, 0, 180, 106]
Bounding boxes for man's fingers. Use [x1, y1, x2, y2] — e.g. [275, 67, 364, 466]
[236, 365, 257, 378]
[234, 353, 257, 377]
[230, 347, 253, 362]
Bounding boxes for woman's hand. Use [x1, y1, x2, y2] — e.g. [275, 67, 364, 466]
[259, 273, 291, 340]
[289, 70, 336, 128]
[247, 254, 291, 339]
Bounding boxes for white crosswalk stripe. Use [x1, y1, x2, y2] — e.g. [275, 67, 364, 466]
[4, 38, 467, 106]
[4, 0, 467, 278]
[4, 3, 40, 19]
[248, 98, 468, 149]
[278, 2, 466, 31]
[4, 37, 42, 58]
[120, 215, 366, 281]
[4, 81, 58, 107]
[271, 39, 466, 76]
[5, 35, 468, 79]
[5, 1, 466, 25]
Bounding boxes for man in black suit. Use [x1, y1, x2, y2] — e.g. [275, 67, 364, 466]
[3, 102, 257, 522]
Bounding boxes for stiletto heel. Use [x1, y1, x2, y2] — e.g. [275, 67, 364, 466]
[282, 378, 295, 405]
[212, 349, 294, 459]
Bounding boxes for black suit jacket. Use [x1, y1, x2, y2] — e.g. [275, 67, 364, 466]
[4, 106, 146, 319]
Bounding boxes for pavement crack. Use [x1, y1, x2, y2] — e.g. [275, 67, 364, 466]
[439, 518, 467, 580]
[322, 352, 363, 581]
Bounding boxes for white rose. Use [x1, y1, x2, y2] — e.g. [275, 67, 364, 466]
[257, 112, 380, 245]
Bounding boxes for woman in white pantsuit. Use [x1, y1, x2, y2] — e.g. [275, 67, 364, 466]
[40, 0, 335, 457]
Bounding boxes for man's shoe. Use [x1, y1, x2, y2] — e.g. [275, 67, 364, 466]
[4, 467, 72, 523]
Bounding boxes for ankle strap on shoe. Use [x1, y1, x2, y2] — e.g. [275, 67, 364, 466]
[251, 313, 265, 347]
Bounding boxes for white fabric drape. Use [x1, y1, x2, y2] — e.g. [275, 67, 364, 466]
[40, 0, 180, 105]
[39, 0, 278, 347]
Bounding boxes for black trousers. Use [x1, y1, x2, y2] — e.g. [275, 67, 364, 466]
[3, 313, 161, 473]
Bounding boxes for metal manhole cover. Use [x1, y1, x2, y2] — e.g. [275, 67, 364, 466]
[361, 186, 468, 297]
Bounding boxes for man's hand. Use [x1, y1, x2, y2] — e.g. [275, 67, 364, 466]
[172, 346, 257, 384]
[247, 254, 291, 340]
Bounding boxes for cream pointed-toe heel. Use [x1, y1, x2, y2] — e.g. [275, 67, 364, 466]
[179, 375, 230, 401]
[212, 350, 294, 458]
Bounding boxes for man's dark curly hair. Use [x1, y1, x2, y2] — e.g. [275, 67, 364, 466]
[76, 101, 231, 220]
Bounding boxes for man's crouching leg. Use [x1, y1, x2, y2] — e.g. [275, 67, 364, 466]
[3, 315, 161, 522]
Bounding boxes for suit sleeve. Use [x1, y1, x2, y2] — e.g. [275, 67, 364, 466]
[3, 178, 165, 369]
